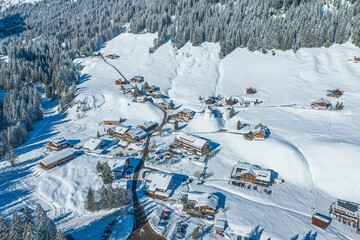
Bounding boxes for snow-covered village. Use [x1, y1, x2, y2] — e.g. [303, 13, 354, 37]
[2, 0, 360, 240]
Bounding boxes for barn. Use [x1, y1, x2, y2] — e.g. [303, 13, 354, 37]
[39, 149, 74, 170]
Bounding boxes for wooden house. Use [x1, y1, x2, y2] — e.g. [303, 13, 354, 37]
[150, 91, 162, 98]
[253, 123, 269, 141]
[328, 89, 344, 98]
[103, 118, 121, 126]
[231, 161, 271, 186]
[183, 192, 219, 217]
[226, 98, 235, 106]
[105, 54, 119, 59]
[115, 79, 128, 85]
[214, 219, 226, 233]
[39, 149, 74, 170]
[177, 133, 209, 156]
[147, 85, 157, 93]
[140, 121, 157, 131]
[107, 126, 130, 140]
[83, 138, 104, 151]
[312, 99, 332, 110]
[176, 109, 194, 122]
[121, 84, 134, 93]
[312, 214, 330, 230]
[205, 98, 214, 105]
[134, 96, 148, 103]
[48, 137, 68, 151]
[246, 87, 256, 95]
[330, 199, 360, 234]
[144, 172, 175, 201]
[130, 75, 144, 83]
[354, 56, 360, 62]
[124, 128, 147, 142]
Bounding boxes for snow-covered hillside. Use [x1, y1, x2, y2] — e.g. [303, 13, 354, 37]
[2, 32, 360, 239]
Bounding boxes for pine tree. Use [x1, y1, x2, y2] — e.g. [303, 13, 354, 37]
[229, 107, 235, 118]
[0, 216, 10, 240]
[56, 229, 64, 240]
[174, 120, 179, 131]
[168, 100, 174, 109]
[22, 206, 33, 225]
[22, 223, 37, 240]
[96, 130, 100, 138]
[35, 204, 56, 240]
[237, 120, 242, 130]
[96, 161, 103, 173]
[9, 211, 23, 240]
[86, 188, 96, 212]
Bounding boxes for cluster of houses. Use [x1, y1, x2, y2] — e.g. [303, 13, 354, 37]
[312, 89, 345, 110]
[105, 119, 157, 143]
[116, 75, 163, 103]
[144, 171, 220, 219]
[311, 199, 360, 235]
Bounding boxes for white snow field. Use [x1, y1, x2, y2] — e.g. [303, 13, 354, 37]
[1, 32, 360, 239]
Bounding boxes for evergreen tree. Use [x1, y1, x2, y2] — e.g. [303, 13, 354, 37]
[133, 85, 140, 98]
[0, 216, 10, 240]
[168, 100, 174, 110]
[9, 211, 23, 240]
[237, 120, 242, 130]
[96, 131, 100, 138]
[86, 188, 96, 212]
[229, 107, 235, 118]
[22, 206, 33, 225]
[35, 204, 56, 240]
[22, 223, 37, 240]
[96, 161, 103, 173]
[174, 120, 179, 131]
[56, 229, 64, 240]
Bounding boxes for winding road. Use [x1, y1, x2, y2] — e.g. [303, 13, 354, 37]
[101, 56, 167, 239]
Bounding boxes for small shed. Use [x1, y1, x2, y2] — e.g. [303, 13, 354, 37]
[312, 213, 330, 229]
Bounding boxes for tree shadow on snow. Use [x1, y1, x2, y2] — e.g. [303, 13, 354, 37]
[78, 73, 91, 85]
[302, 231, 317, 240]
[248, 225, 264, 240]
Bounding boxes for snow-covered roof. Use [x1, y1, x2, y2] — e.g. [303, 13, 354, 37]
[215, 219, 226, 229]
[234, 161, 271, 182]
[103, 117, 120, 122]
[187, 192, 219, 210]
[141, 121, 157, 130]
[315, 98, 331, 104]
[50, 137, 67, 146]
[111, 126, 130, 134]
[83, 138, 103, 151]
[148, 172, 173, 192]
[40, 149, 73, 166]
[136, 96, 147, 100]
[178, 133, 208, 149]
[132, 75, 143, 80]
[122, 85, 134, 90]
[128, 128, 147, 139]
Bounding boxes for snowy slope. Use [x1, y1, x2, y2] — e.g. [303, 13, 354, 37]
[1, 32, 360, 239]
